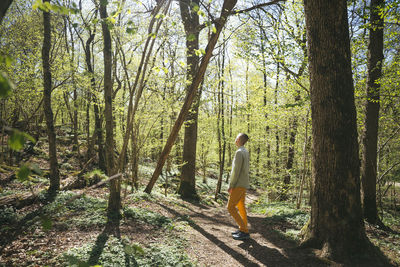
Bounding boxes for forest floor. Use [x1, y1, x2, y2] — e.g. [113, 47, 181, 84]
[0, 135, 399, 266]
[0, 181, 399, 266]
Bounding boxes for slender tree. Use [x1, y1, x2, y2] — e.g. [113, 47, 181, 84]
[100, 0, 120, 231]
[42, 0, 60, 196]
[178, 0, 201, 200]
[215, 43, 227, 200]
[301, 0, 385, 262]
[361, 0, 385, 226]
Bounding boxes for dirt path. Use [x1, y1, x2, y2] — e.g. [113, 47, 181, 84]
[158, 191, 328, 267]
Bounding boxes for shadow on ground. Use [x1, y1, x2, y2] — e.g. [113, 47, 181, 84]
[157, 201, 328, 267]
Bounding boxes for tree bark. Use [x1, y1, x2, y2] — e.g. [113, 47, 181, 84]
[361, 0, 384, 226]
[42, 0, 60, 196]
[144, 0, 238, 194]
[100, 0, 120, 231]
[301, 0, 378, 261]
[0, 0, 12, 24]
[178, 0, 201, 199]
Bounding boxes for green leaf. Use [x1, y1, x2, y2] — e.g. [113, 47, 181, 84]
[17, 165, 31, 182]
[40, 215, 53, 231]
[0, 72, 14, 98]
[212, 26, 217, 33]
[197, 10, 205, 17]
[8, 131, 25, 151]
[192, 4, 199, 12]
[8, 129, 35, 151]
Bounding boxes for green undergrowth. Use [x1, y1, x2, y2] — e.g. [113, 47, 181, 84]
[0, 206, 21, 232]
[250, 196, 310, 241]
[39, 191, 108, 231]
[62, 235, 196, 267]
[369, 209, 400, 265]
[62, 227, 195, 267]
[123, 206, 172, 228]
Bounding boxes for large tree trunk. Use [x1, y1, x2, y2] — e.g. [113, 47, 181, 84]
[178, 0, 201, 199]
[42, 0, 60, 196]
[361, 0, 384, 226]
[301, 0, 379, 262]
[100, 0, 120, 232]
[0, 0, 12, 24]
[144, 0, 238, 194]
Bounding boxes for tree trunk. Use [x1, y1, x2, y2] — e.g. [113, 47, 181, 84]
[82, 28, 106, 171]
[42, 0, 60, 196]
[282, 93, 300, 200]
[100, 0, 120, 232]
[301, 0, 379, 261]
[178, 0, 201, 199]
[215, 44, 227, 200]
[0, 0, 12, 24]
[297, 108, 310, 209]
[144, 0, 238, 194]
[361, 0, 384, 226]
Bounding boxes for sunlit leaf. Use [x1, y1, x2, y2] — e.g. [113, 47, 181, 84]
[8, 129, 35, 151]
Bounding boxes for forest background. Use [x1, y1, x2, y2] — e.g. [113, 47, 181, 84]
[0, 0, 399, 266]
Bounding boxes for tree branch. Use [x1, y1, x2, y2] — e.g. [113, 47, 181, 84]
[231, 0, 284, 15]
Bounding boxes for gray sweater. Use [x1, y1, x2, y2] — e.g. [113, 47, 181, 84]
[229, 146, 250, 189]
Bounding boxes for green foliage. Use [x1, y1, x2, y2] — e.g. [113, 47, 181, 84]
[44, 191, 107, 230]
[135, 241, 196, 267]
[33, 0, 78, 15]
[127, 191, 157, 203]
[8, 129, 35, 151]
[250, 199, 310, 241]
[0, 206, 21, 231]
[63, 235, 195, 267]
[40, 214, 53, 231]
[0, 71, 14, 98]
[123, 206, 172, 227]
[82, 169, 107, 186]
[16, 162, 42, 182]
[63, 236, 129, 267]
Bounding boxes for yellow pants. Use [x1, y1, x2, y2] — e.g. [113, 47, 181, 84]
[227, 187, 248, 233]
